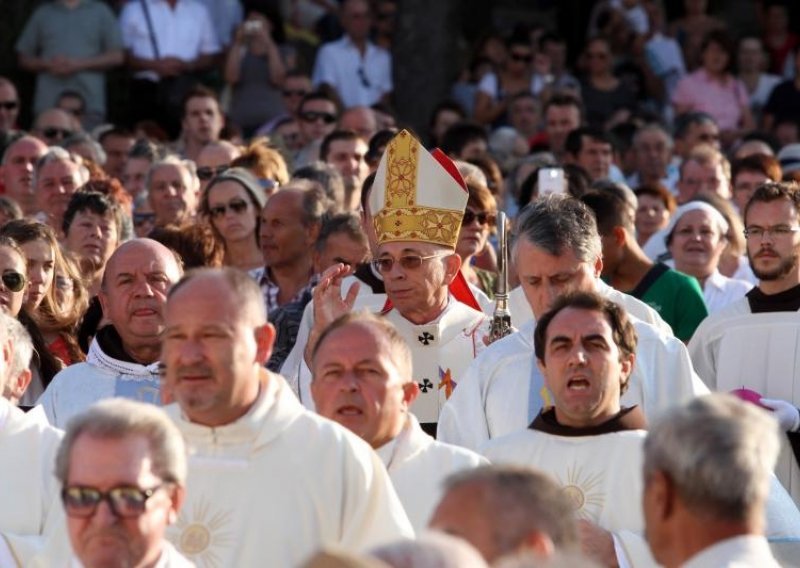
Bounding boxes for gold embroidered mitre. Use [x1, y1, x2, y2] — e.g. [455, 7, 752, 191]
[370, 130, 468, 249]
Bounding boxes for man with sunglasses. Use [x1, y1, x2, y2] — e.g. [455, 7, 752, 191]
[0, 78, 20, 157]
[194, 140, 241, 194]
[295, 91, 340, 169]
[690, 182, 800, 503]
[31, 108, 77, 146]
[311, 0, 393, 109]
[304, 130, 490, 436]
[39, 398, 190, 567]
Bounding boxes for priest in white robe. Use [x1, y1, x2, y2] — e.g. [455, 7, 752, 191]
[310, 311, 487, 530]
[160, 268, 413, 566]
[300, 130, 492, 435]
[438, 195, 707, 451]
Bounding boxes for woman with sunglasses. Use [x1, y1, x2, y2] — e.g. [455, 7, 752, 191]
[0, 235, 64, 401]
[474, 34, 548, 127]
[456, 183, 499, 298]
[1, 219, 87, 366]
[201, 167, 268, 273]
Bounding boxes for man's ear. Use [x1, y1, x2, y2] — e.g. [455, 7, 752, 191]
[611, 226, 627, 247]
[306, 221, 321, 246]
[9, 369, 32, 403]
[254, 323, 276, 365]
[168, 484, 186, 525]
[442, 252, 462, 284]
[648, 470, 675, 522]
[592, 254, 603, 278]
[402, 380, 420, 407]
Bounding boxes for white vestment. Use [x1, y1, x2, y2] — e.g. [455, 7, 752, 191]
[682, 535, 781, 568]
[28, 539, 195, 568]
[163, 373, 413, 566]
[37, 332, 161, 428]
[480, 420, 655, 567]
[377, 415, 487, 531]
[438, 296, 707, 452]
[507, 280, 673, 335]
[689, 301, 800, 503]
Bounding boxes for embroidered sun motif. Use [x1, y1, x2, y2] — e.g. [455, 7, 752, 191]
[173, 499, 236, 567]
[557, 463, 605, 522]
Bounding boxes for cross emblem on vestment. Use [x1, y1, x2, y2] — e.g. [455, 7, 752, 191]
[419, 378, 433, 392]
[418, 332, 434, 345]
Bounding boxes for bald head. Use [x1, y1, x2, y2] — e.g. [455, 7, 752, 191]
[339, 107, 377, 141]
[103, 238, 183, 291]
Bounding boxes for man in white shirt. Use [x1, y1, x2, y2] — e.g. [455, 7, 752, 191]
[311, 311, 486, 530]
[643, 394, 782, 568]
[160, 267, 413, 565]
[312, 0, 392, 108]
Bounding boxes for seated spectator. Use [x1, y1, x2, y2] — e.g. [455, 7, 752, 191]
[542, 92, 583, 161]
[146, 156, 199, 228]
[98, 127, 135, 180]
[474, 34, 548, 127]
[295, 91, 340, 168]
[731, 153, 782, 213]
[321, 130, 369, 211]
[672, 30, 754, 147]
[673, 111, 721, 158]
[312, 0, 392, 108]
[442, 122, 489, 161]
[506, 93, 541, 147]
[55, 89, 87, 126]
[176, 86, 224, 163]
[457, 183, 498, 299]
[634, 184, 675, 247]
[121, 138, 165, 199]
[0, 134, 48, 216]
[675, 143, 731, 204]
[33, 147, 89, 232]
[564, 126, 614, 182]
[200, 167, 266, 272]
[61, 132, 106, 167]
[339, 106, 378, 141]
[628, 124, 679, 192]
[62, 191, 122, 296]
[31, 108, 78, 146]
[736, 36, 782, 124]
[225, 7, 287, 137]
[428, 100, 466, 148]
[666, 202, 753, 314]
[195, 140, 241, 194]
[2, 315, 34, 407]
[579, 36, 637, 129]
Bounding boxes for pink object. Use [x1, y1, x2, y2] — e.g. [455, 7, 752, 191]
[730, 388, 769, 409]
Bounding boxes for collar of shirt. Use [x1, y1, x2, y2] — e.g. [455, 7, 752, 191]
[259, 268, 317, 312]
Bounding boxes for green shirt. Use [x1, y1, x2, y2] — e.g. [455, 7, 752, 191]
[630, 263, 708, 341]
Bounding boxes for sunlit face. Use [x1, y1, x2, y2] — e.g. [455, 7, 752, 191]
[314, 232, 370, 272]
[182, 96, 222, 146]
[0, 245, 26, 317]
[298, 99, 338, 144]
[101, 134, 134, 179]
[259, 191, 314, 268]
[732, 170, 769, 213]
[65, 210, 119, 274]
[635, 194, 671, 242]
[745, 199, 800, 283]
[122, 158, 151, 199]
[678, 159, 728, 203]
[1, 137, 47, 215]
[161, 275, 273, 427]
[65, 434, 182, 568]
[36, 158, 83, 229]
[545, 105, 581, 155]
[311, 322, 414, 448]
[576, 137, 612, 181]
[515, 238, 602, 319]
[147, 164, 198, 226]
[326, 138, 368, 188]
[207, 180, 258, 244]
[538, 307, 633, 428]
[20, 238, 55, 311]
[456, 207, 492, 260]
[668, 209, 726, 279]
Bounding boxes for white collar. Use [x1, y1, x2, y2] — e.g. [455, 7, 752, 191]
[87, 336, 161, 377]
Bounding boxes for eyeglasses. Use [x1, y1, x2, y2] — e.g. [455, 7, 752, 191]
[510, 53, 533, 63]
[61, 484, 166, 518]
[133, 212, 156, 227]
[462, 210, 494, 226]
[42, 127, 72, 140]
[282, 89, 309, 98]
[0, 101, 18, 111]
[1, 270, 25, 292]
[357, 67, 372, 88]
[209, 198, 250, 218]
[372, 253, 448, 273]
[196, 165, 230, 181]
[743, 225, 800, 239]
[300, 111, 337, 124]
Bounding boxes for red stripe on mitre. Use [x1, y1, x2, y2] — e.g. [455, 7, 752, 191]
[431, 148, 467, 192]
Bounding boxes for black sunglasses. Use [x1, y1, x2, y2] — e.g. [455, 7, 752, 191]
[197, 164, 230, 181]
[42, 127, 72, 140]
[0, 101, 18, 111]
[462, 210, 494, 226]
[133, 212, 156, 227]
[61, 484, 166, 518]
[209, 198, 250, 218]
[300, 111, 337, 124]
[1, 270, 25, 293]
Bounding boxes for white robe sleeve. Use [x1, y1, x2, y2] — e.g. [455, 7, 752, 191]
[614, 530, 659, 567]
[437, 360, 490, 451]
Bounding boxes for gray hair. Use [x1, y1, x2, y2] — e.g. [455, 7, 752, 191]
[33, 147, 90, 188]
[145, 155, 199, 194]
[513, 195, 602, 264]
[55, 399, 187, 486]
[441, 466, 579, 555]
[3, 314, 33, 383]
[62, 131, 107, 165]
[643, 394, 780, 522]
[371, 531, 488, 568]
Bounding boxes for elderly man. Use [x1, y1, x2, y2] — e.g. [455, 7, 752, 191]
[0, 311, 63, 566]
[643, 395, 782, 567]
[2, 315, 33, 407]
[63, 191, 122, 296]
[311, 312, 486, 530]
[195, 140, 240, 194]
[304, 130, 491, 434]
[628, 124, 678, 192]
[0, 135, 47, 215]
[160, 268, 412, 565]
[438, 196, 705, 451]
[429, 466, 579, 564]
[675, 144, 731, 204]
[689, 181, 800, 503]
[33, 146, 88, 232]
[46, 399, 190, 567]
[146, 156, 199, 228]
[38, 239, 183, 428]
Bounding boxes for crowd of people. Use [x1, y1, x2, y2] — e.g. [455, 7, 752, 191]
[0, 0, 800, 566]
